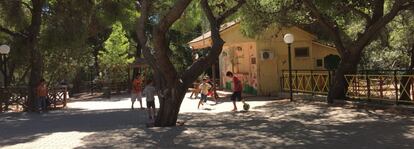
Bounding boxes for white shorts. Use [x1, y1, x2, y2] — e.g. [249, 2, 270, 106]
[131, 93, 142, 102]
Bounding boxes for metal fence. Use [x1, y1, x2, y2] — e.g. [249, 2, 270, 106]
[281, 69, 414, 104]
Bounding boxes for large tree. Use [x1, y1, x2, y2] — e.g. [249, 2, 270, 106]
[0, 0, 46, 110]
[136, 0, 245, 126]
[302, 0, 414, 103]
[241, 0, 414, 103]
[0, 0, 95, 109]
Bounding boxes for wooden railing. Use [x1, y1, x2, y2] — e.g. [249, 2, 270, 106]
[281, 69, 414, 104]
[281, 70, 332, 95]
[345, 74, 414, 104]
[0, 86, 68, 112]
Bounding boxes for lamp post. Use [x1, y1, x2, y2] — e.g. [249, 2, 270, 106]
[283, 34, 294, 101]
[0, 45, 10, 88]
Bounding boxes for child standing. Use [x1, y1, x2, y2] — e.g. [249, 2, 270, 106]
[36, 79, 48, 112]
[143, 80, 157, 121]
[131, 74, 143, 109]
[226, 71, 244, 111]
[197, 78, 212, 109]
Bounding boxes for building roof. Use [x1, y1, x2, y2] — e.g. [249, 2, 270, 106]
[188, 20, 337, 50]
[188, 21, 239, 44]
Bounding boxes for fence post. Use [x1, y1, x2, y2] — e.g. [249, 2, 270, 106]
[63, 87, 67, 107]
[366, 72, 371, 101]
[311, 70, 314, 96]
[328, 70, 332, 93]
[394, 70, 398, 105]
[295, 70, 299, 94]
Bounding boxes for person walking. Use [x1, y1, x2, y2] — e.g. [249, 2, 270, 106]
[197, 78, 212, 109]
[226, 71, 245, 111]
[131, 74, 143, 109]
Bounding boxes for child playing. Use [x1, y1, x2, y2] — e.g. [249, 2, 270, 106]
[142, 79, 157, 121]
[197, 78, 212, 109]
[226, 71, 245, 111]
[190, 80, 200, 99]
[131, 74, 143, 109]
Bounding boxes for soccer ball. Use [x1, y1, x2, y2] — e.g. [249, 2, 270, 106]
[243, 103, 250, 111]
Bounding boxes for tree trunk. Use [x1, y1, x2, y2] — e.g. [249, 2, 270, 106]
[154, 85, 187, 127]
[327, 53, 360, 103]
[93, 46, 100, 77]
[27, 0, 45, 111]
[150, 69, 188, 127]
[132, 43, 142, 77]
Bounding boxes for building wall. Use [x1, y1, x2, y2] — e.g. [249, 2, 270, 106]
[218, 25, 258, 94]
[193, 23, 339, 96]
[220, 42, 258, 94]
[311, 43, 338, 69]
[256, 27, 316, 95]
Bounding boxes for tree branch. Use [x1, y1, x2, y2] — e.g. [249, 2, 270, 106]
[400, 0, 414, 10]
[216, 0, 246, 24]
[151, 0, 194, 86]
[135, 0, 157, 70]
[157, 0, 193, 33]
[182, 0, 245, 87]
[302, 0, 347, 55]
[0, 25, 27, 38]
[19, 0, 34, 13]
[371, 0, 385, 24]
[343, 5, 371, 23]
[355, 0, 412, 51]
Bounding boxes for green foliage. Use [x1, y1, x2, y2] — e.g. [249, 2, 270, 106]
[240, 0, 309, 37]
[361, 10, 414, 69]
[95, 0, 139, 30]
[0, 0, 30, 30]
[324, 54, 341, 70]
[99, 22, 133, 82]
[41, 0, 94, 50]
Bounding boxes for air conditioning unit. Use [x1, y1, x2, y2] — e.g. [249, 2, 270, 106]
[260, 50, 274, 60]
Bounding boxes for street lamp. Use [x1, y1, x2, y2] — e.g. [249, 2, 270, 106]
[283, 34, 294, 101]
[0, 45, 10, 88]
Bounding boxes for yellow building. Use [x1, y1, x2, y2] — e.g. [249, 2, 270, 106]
[189, 21, 338, 96]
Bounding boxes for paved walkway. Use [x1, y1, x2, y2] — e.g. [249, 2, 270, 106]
[1, 94, 414, 149]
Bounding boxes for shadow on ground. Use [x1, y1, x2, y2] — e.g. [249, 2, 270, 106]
[1, 100, 414, 149]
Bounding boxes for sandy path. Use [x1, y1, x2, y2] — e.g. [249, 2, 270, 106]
[1, 93, 413, 149]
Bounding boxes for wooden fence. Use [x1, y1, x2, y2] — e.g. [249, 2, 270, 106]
[0, 86, 68, 112]
[281, 70, 414, 104]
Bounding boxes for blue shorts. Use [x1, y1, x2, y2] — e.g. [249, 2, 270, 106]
[200, 94, 208, 102]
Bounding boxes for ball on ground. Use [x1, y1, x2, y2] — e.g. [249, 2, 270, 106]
[243, 103, 250, 111]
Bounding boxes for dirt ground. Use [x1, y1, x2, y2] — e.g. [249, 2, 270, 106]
[1, 93, 414, 149]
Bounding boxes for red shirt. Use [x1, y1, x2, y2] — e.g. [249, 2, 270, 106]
[132, 79, 142, 93]
[233, 76, 243, 92]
